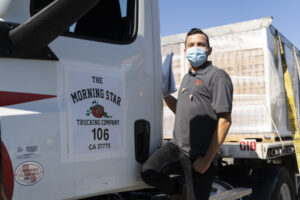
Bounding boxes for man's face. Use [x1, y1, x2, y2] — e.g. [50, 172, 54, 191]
[184, 33, 212, 54]
[184, 33, 212, 68]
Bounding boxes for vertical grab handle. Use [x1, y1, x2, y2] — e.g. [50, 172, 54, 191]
[134, 120, 150, 163]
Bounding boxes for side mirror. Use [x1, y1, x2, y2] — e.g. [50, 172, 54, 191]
[0, 0, 12, 17]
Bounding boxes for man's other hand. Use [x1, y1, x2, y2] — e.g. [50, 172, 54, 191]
[192, 156, 211, 174]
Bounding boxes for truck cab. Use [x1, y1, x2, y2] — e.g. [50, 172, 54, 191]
[0, 0, 163, 199]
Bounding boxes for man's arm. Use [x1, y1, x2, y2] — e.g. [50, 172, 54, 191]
[193, 112, 232, 174]
[164, 94, 177, 114]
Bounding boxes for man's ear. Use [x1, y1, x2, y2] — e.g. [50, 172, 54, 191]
[207, 47, 212, 56]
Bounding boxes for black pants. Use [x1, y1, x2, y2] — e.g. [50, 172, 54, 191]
[141, 142, 216, 200]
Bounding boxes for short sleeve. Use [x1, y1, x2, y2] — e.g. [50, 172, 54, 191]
[211, 70, 233, 113]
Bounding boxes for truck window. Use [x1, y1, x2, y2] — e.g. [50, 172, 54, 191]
[30, 0, 138, 44]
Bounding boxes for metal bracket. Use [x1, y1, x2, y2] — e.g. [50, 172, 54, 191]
[0, 22, 58, 60]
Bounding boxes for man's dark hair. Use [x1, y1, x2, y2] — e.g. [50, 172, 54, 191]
[185, 28, 210, 48]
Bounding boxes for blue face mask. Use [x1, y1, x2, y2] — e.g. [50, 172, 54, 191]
[185, 47, 207, 67]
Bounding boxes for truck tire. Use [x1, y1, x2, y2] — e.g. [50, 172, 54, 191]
[271, 167, 295, 200]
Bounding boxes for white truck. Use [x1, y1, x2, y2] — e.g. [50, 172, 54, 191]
[0, 0, 298, 199]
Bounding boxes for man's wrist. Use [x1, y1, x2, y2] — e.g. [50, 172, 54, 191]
[163, 94, 171, 99]
[203, 153, 214, 164]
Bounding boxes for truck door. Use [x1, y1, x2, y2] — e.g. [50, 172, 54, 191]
[0, 0, 162, 199]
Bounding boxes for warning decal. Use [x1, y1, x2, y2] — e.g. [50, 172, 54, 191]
[15, 161, 44, 186]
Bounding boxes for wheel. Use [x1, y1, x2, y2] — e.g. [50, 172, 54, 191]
[271, 167, 295, 200]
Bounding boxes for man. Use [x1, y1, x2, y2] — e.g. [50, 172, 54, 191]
[141, 28, 233, 200]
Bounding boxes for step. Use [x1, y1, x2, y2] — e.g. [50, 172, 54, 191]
[209, 187, 252, 200]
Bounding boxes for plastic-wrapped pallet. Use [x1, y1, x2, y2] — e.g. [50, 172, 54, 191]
[161, 17, 300, 143]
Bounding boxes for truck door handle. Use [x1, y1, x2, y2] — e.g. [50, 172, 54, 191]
[134, 119, 150, 163]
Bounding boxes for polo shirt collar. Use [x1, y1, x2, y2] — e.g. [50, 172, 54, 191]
[188, 61, 212, 76]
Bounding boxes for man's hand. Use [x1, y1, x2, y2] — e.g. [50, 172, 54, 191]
[193, 113, 231, 174]
[192, 156, 211, 174]
[164, 94, 177, 114]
